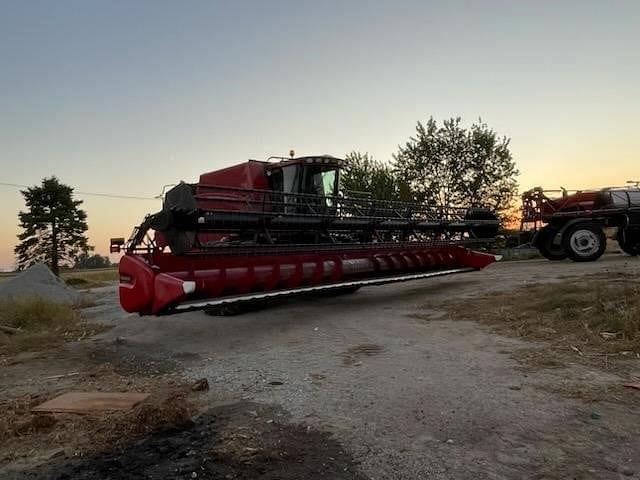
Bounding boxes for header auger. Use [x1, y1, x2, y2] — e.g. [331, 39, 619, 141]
[112, 155, 500, 315]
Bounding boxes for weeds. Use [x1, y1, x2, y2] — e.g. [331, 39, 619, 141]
[62, 268, 118, 289]
[0, 298, 105, 354]
[434, 274, 640, 357]
[0, 268, 118, 289]
[0, 298, 78, 330]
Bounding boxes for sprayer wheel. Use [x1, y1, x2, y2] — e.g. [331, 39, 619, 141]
[536, 226, 567, 261]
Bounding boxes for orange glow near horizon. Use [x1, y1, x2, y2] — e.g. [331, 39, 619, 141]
[0, 145, 637, 271]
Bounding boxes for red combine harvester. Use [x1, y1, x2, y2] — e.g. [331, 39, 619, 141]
[521, 186, 640, 262]
[111, 155, 500, 315]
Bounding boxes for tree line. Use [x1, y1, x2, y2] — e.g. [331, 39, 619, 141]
[14, 117, 518, 275]
[341, 117, 518, 219]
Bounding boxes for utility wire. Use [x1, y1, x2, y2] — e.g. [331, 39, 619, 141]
[0, 182, 159, 201]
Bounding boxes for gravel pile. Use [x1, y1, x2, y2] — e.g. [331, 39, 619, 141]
[0, 263, 80, 304]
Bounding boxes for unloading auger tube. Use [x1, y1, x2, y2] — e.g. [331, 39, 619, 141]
[111, 155, 501, 315]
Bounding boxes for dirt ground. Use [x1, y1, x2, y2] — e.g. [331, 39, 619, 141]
[2, 254, 640, 479]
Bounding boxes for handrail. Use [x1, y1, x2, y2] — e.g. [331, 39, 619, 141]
[193, 183, 473, 226]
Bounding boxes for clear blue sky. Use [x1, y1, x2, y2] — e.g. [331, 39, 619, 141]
[1, 0, 639, 268]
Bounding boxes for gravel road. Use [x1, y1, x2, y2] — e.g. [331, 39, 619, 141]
[70, 255, 640, 478]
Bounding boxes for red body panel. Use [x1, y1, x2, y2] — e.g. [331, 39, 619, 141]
[539, 191, 606, 215]
[199, 160, 269, 190]
[197, 161, 269, 211]
[194, 161, 272, 246]
[119, 245, 497, 315]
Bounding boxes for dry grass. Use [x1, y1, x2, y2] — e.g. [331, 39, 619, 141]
[0, 268, 118, 289]
[445, 274, 640, 354]
[537, 381, 632, 404]
[62, 268, 118, 289]
[0, 272, 14, 284]
[0, 298, 78, 330]
[419, 273, 640, 375]
[0, 365, 198, 466]
[0, 299, 106, 355]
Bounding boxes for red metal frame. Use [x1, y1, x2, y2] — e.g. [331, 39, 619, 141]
[119, 244, 497, 315]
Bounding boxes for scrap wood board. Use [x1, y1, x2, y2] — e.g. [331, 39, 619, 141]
[32, 392, 149, 414]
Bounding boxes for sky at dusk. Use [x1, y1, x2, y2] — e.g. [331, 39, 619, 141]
[1, 0, 639, 270]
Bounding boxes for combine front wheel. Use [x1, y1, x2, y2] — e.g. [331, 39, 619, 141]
[562, 223, 606, 262]
[535, 226, 567, 261]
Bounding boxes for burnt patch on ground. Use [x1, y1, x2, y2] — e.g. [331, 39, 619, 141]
[0, 371, 197, 467]
[6, 402, 366, 480]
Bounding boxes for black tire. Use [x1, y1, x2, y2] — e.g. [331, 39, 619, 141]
[535, 226, 567, 261]
[617, 227, 640, 256]
[561, 223, 606, 262]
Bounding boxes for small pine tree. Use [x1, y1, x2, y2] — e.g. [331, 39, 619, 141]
[15, 177, 91, 275]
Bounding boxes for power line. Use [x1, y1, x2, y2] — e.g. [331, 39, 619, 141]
[77, 191, 158, 201]
[0, 182, 31, 189]
[0, 182, 159, 201]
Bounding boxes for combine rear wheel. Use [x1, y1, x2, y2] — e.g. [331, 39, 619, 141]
[617, 227, 640, 256]
[562, 223, 606, 262]
[535, 226, 567, 261]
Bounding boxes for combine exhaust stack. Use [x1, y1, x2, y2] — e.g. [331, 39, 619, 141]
[113, 155, 500, 315]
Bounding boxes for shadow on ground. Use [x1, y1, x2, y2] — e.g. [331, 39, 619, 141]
[6, 401, 367, 480]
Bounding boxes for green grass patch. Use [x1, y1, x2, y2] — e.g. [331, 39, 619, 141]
[0, 272, 14, 285]
[61, 268, 118, 289]
[1, 298, 78, 330]
[0, 267, 119, 289]
[0, 298, 105, 355]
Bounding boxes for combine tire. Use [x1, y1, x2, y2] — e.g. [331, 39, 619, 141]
[535, 226, 567, 261]
[617, 227, 640, 256]
[562, 223, 606, 262]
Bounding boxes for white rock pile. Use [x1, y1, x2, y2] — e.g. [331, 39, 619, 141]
[0, 263, 80, 304]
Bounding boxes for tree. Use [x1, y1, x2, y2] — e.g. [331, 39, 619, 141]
[74, 253, 111, 269]
[393, 117, 518, 219]
[460, 120, 519, 213]
[15, 177, 91, 275]
[342, 152, 412, 201]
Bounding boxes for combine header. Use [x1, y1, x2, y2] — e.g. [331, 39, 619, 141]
[111, 155, 500, 315]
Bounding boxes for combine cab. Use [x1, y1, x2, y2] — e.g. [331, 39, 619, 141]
[112, 155, 500, 315]
[522, 186, 640, 261]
